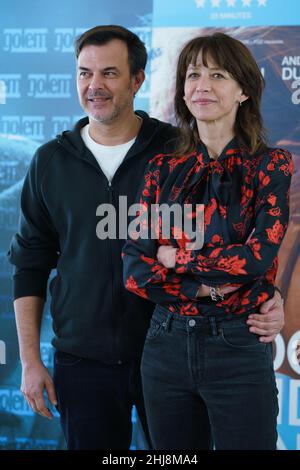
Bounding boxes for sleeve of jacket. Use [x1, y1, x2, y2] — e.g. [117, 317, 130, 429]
[7, 149, 60, 300]
[174, 148, 293, 285]
[122, 156, 199, 303]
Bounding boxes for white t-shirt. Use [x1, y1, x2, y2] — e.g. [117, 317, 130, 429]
[81, 124, 136, 182]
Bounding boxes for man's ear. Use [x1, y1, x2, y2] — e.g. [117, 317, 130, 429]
[132, 69, 145, 95]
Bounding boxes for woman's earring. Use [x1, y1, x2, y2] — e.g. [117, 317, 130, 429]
[239, 101, 242, 107]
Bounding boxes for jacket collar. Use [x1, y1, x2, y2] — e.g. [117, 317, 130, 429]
[57, 111, 165, 164]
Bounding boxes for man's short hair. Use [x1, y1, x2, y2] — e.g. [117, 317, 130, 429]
[75, 25, 147, 76]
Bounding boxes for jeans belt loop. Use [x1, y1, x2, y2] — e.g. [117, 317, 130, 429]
[162, 312, 172, 332]
[208, 316, 218, 336]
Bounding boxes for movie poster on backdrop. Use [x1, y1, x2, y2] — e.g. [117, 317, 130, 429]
[150, 0, 300, 450]
[0, 0, 153, 450]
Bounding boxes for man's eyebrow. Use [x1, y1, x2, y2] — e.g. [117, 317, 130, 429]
[77, 66, 119, 72]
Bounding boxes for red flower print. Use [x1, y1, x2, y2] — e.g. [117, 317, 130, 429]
[168, 155, 191, 173]
[226, 156, 242, 173]
[153, 169, 160, 180]
[209, 248, 223, 258]
[241, 186, 254, 206]
[257, 292, 269, 304]
[169, 186, 182, 201]
[247, 238, 262, 261]
[267, 194, 277, 206]
[151, 264, 168, 282]
[211, 161, 223, 175]
[233, 222, 246, 239]
[219, 204, 227, 219]
[158, 237, 170, 246]
[268, 207, 282, 217]
[141, 254, 155, 265]
[265, 263, 277, 283]
[135, 288, 148, 299]
[195, 153, 205, 171]
[180, 303, 198, 316]
[259, 170, 270, 187]
[126, 275, 137, 291]
[125, 276, 148, 299]
[176, 249, 193, 265]
[211, 234, 224, 245]
[222, 291, 240, 308]
[280, 163, 293, 176]
[266, 220, 284, 244]
[204, 198, 217, 227]
[241, 290, 251, 305]
[163, 283, 180, 296]
[217, 255, 247, 275]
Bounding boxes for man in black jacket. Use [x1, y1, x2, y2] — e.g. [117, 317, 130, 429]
[8, 25, 284, 450]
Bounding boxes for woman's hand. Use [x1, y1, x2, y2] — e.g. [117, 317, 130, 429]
[157, 245, 177, 268]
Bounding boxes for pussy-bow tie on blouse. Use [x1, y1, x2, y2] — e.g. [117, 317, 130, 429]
[160, 137, 244, 207]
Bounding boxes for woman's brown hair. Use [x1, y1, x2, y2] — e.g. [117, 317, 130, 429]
[174, 32, 268, 156]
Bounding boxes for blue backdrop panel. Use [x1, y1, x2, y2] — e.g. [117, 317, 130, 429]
[0, 0, 299, 450]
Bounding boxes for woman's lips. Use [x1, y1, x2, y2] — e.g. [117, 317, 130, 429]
[193, 99, 216, 104]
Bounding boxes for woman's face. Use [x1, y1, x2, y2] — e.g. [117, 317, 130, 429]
[183, 50, 248, 128]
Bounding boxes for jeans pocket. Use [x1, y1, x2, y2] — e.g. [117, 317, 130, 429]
[145, 317, 166, 341]
[220, 323, 266, 350]
[55, 350, 83, 366]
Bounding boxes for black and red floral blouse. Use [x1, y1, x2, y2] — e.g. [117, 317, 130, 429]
[122, 138, 293, 316]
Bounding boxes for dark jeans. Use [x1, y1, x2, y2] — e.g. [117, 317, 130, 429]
[141, 305, 279, 450]
[53, 351, 150, 449]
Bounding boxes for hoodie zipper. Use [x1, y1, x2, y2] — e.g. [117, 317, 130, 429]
[107, 180, 116, 351]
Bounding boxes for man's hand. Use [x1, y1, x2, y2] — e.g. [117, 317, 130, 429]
[247, 290, 284, 343]
[21, 361, 57, 419]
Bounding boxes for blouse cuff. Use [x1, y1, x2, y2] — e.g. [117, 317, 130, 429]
[180, 278, 199, 301]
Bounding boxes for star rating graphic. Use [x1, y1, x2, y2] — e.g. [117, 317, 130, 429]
[195, 0, 267, 7]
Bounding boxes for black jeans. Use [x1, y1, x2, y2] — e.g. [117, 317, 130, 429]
[53, 351, 150, 449]
[141, 305, 279, 450]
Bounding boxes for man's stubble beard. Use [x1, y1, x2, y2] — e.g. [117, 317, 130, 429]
[87, 84, 134, 125]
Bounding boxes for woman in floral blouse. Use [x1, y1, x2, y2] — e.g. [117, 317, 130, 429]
[122, 33, 293, 449]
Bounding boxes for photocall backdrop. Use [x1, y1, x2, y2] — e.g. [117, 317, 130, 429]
[0, 0, 299, 450]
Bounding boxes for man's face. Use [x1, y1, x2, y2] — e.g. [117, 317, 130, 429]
[76, 40, 144, 125]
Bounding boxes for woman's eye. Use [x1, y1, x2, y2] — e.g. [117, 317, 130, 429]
[187, 73, 199, 79]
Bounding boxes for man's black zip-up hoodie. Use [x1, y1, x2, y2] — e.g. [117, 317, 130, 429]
[8, 112, 177, 363]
